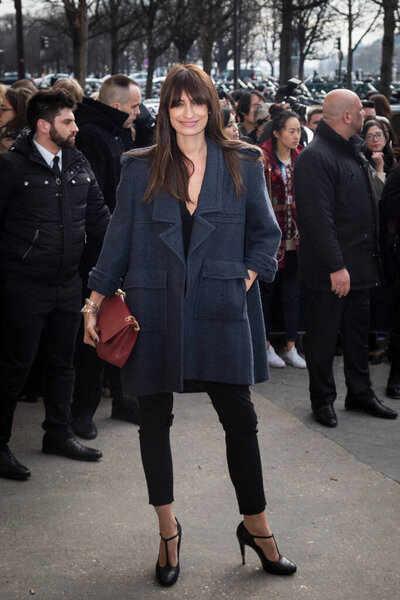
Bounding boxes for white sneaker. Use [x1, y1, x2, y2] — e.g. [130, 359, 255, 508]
[282, 346, 307, 368]
[267, 345, 285, 368]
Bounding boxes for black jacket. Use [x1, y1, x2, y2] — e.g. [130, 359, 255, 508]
[294, 119, 381, 291]
[0, 130, 110, 283]
[75, 97, 133, 213]
[379, 163, 400, 283]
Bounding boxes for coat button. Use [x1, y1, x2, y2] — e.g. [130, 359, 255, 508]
[87, 177, 90, 182]
[72, 179, 76, 184]
[56, 178, 61, 185]
[24, 181, 29, 186]
[44, 180, 49, 185]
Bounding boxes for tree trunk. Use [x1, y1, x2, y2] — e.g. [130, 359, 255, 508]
[380, 0, 396, 99]
[297, 23, 306, 81]
[279, 0, 293, 84]
[174, 38, 196, 62]
[63, 0, 88, 86]
[110, 27, 119, 73]
[346, 1, 353, 90]
[145, 55, 156, 99]
[200, 24, 215, 74]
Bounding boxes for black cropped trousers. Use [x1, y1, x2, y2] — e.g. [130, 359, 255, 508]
[137, 382, 267, 515]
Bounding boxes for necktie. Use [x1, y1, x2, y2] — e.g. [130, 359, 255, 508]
[52, 155, 61, 176]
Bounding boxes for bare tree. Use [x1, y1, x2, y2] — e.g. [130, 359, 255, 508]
[44, 0, 94, 85]
[293, 0, 330, 80]
[91, 0, 143, 73]
[266, 0, 331, 84]
[172, 0, 200, 62]
[195, 0, 233, 74]
[331, 0, 382, 89]
[372, 0, 398, 98]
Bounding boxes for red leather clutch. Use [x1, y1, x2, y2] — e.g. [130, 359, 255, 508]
[95, 290, 140, 368]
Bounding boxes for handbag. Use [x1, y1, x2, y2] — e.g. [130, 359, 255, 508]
[95, 290, 140, 368]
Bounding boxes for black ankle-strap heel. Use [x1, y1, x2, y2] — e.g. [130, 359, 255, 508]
[236, 521, 296, 575]
[155, 519, 182, 587]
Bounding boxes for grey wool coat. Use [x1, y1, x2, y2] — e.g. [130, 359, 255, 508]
[88, 138, 281, 397]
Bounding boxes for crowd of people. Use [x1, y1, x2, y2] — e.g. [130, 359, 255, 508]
[0, 66, 399, 588]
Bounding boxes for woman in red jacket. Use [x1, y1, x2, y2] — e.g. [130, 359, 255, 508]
[260, 110, 306, 369]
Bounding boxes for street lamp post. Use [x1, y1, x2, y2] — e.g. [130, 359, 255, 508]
[14, 0, 25, 79]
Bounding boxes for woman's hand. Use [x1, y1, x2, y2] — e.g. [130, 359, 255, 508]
[82, 292, 105, 347]
[83, 313, 99, 347]
[245, 269, 258, 292]
[371, 151, 384, 173]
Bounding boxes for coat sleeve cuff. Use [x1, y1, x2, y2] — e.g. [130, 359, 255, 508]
[244, 257, 278, 283]
[87, 267, 122, 297]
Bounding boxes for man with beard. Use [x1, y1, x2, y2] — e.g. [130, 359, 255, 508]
[0, 90, 110, 480]
[294, 89, 397, 427]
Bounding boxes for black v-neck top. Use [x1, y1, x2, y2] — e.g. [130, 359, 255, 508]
[180, 201, 195, 258]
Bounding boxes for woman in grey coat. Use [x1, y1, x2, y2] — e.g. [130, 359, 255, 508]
[82, 64, 296, 586]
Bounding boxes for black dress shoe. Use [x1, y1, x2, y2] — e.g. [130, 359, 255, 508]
[42, 434, 103, 461]
[71, 418, 98, 440]
[312, 405, 338, 428]
[386, 373, 400, 399]
[18, 394, 40, 403]
[345, 395, 398, 419]
[0, 446, 31, 480]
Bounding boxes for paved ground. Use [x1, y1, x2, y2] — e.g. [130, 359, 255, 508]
[1, 357, 400, 600]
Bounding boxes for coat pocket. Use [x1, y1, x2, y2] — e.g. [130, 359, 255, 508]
[124, 268, 167, 331]
[194, 259, 248, 320]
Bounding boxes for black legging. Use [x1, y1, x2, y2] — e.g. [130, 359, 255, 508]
[137, 382, 266, 515]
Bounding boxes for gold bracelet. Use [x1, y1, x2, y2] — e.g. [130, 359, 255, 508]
[81, 308, 97, 314]
[85, 298, 100, 311]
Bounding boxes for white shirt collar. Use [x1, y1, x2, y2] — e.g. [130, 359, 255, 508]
[33, 138, 62, 171]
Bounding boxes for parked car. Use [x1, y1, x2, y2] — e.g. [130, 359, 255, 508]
[0, 72, 33, 85]
[219, 68, 268, 83]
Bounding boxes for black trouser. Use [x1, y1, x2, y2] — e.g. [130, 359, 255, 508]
[0, 273, 82, 447]
[259, 250, 300, 342]
[304, 289, 373, 409]
[72, 328, 127, 420]
[388, 271, 400, 371]
[138, 382, 266, 515]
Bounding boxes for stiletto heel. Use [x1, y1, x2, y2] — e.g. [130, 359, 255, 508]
[155, 519, 182, 587]
[239, 542, 246, 565]
[236, 521, 296, 575]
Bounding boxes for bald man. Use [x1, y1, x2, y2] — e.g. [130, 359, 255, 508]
[294, 89, 397, 427]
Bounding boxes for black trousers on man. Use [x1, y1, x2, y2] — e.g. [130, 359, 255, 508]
[304, 289, 373, 409]
[138, 382, 266, 515]
[0, 273, 81, 447]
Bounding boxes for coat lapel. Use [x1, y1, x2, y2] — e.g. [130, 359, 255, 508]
[188, 139, 222, 256]
[153, 191, 186, 265]
[152, 139, 223, 262]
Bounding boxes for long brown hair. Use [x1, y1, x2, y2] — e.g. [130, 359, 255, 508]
[135, 64, 261, 203]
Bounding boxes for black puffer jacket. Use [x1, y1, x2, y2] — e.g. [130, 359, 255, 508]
[294, 119, 381, 291]
[0, 130, 110, 282]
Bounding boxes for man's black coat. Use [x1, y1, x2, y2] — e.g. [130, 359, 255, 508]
[294, 119, 381, 291]
[74, 97, 131, 213]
